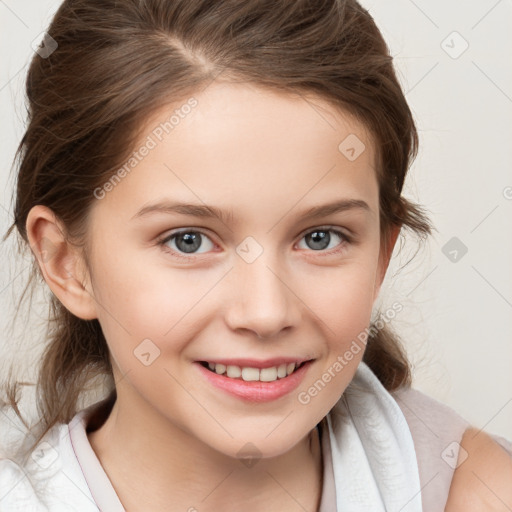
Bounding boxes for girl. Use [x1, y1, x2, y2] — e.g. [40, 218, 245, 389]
[1, 0, 511, 511]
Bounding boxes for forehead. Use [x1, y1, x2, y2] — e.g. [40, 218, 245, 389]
[158, 80, 374, 160]
[95, 81, 378, 223]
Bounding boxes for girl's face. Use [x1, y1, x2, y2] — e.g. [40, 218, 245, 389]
[84, 81, 392, 459]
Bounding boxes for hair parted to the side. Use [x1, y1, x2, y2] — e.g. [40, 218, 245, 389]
[3, 0, 433, 451]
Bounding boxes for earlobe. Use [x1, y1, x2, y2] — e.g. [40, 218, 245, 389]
[26, 205, 97, 320]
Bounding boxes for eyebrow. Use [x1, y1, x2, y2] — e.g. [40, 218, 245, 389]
[131, 198, 371, 224]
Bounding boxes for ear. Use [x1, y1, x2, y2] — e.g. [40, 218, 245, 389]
[26, 205, 97, 320]
[373, 224, 401, 300]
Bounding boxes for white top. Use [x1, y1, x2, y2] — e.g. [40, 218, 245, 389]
[1, 361, 511, 511]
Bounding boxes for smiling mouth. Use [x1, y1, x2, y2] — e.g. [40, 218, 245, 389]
[199, 360, 310, 382]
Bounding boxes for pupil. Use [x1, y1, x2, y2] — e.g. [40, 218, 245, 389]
[177, 232, 201, 253]
[307, 230, 329, 250]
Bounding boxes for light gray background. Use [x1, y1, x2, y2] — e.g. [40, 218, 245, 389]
[1, 0, 511, 439]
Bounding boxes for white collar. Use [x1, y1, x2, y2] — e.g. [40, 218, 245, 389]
[326, 361, 422, 511]
[68, 360, 422, 511]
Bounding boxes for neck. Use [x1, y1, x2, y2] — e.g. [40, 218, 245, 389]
[87, 391, 324, 512]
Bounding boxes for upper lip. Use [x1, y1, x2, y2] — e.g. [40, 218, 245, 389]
[198, 357, 314, 369]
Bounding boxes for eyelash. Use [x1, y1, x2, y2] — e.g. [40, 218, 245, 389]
[157, 226, 352, 261]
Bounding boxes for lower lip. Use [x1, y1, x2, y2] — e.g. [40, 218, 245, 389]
[195, 361, 313, 403]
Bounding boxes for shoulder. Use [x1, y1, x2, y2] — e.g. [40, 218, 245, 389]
[0, 407, 58, 509]
[390, 386, 512, 511]
[0, 404, 97, 511]
[0, 458, 45, 511]
[445, 427, 512, 511]
[390, 386, 472, 461]
[391, 385, 471, 429]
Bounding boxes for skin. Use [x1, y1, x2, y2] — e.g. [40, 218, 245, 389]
[27, 80, 509, 511]
[445, 428, 512, 511]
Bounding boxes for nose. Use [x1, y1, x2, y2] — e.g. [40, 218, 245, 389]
[224, 254, 302, 340]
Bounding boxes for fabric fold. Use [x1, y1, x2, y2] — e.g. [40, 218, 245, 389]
[326, 361, 423, 511]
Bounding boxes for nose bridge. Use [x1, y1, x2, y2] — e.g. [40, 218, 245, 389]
[225, 239, 300, 338]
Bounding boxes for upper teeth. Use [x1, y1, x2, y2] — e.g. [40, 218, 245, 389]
[207, 362, 299, 382]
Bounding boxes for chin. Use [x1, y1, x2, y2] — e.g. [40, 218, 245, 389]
[206, 428, 308, 463]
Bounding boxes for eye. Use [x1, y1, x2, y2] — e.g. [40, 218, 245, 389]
[157, 226, 351, 260]
[296, 227, 350, 253]
[158, 229, 215, 257]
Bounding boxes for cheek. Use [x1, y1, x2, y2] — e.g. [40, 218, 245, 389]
[90, 230, 380, 361]
[294, 262, 378, 406]
[292, 264, 378, 420]
[89, 246, 219, 352]
[306, 255, 379, 330]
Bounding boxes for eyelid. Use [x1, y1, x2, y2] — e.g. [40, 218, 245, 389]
[297, 225, 352, 243]
[156, 230, 216, 264]
[157, 225, 352, 260]
[158, 227, 214, 244]
[157, 227, 217, 257]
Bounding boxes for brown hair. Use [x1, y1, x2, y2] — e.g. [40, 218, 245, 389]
[3, 0, 433, 450]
